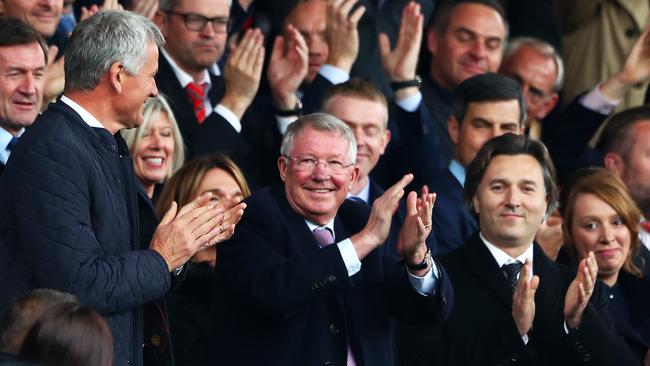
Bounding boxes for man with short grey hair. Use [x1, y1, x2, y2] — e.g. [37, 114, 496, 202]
[0, 10, 244, 366]
[213, 113, 452, 366]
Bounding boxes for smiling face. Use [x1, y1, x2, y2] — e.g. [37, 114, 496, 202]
[473, 154, 548, 254]
[279, 126, 359, 225]
[570, 193, 631, 285]
[428, 3, 506, 90]
[0, 42, 45, 134]
[158, 0, 229, 78]
[2, 0, 63, 38]
[133, 111, 175, 191]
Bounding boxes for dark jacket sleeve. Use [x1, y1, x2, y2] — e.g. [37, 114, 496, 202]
[12, 130, 170, 314]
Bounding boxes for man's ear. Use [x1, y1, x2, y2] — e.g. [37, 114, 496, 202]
[108, 62, 125, 93]
[472, 194, 480, 215]
[603, 152, 625, 178]
[427, 27, 438, 56]
[448, 116, 460, 145]
[378, 129, 391, 156]
[278, 156, 288, 182]
[154, 10, 168, 36]
[538, 92, 559, 120]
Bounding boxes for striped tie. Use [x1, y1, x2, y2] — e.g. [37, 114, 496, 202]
[6, 136, 18, 151]
[185, 82, 207, 124]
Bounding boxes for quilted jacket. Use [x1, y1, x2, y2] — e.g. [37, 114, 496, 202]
[0, 101, 171, 365]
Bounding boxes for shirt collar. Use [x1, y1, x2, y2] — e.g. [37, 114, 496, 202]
[305, 218, 336, 241]
[480, 232, 534, 276]
[160, 47, 215, 88]
[60, 95, 105, 129]
[347, 179, 370, 204]
[449, 159, 466, 187]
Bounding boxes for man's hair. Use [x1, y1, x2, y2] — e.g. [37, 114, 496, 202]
[452, 73, 527, 127]
[321, 78, 389, 127]
[504, 37, 564, 92]
[0, 289, 78, 355]
[64, 10, 164, 92]
[0, 16, 48, 64]
[464, 133, 558, 216]
[430, 0, 508, 36]
[121, 95, 185, 181]
[280, 113, 357, 164]
[158, 0, 232, 11]
[596, 106, 650, 159]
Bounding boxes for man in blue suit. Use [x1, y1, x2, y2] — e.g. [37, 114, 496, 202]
[212, 113, 452, 366]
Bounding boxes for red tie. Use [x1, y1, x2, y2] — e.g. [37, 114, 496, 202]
[185, 82, 207, 124]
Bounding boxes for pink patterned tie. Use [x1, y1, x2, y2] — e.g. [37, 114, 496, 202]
[312, 227, 356, 365]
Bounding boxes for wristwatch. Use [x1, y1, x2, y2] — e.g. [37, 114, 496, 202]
[390, 75, 422, 91]
[276, 96, 303, 117]
[406, 247, 432, 271]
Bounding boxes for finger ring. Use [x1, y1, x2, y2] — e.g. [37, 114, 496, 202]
[424, 223, 431, 230]
[219, 224, 225, 233]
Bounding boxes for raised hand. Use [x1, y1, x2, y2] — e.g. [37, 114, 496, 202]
[350, 174, 413, 260]
[268, 24, 309, 110]
[600, 25, 650, 99]
[511, 259, 540, 336]
[325, 0, 365, 73]
[564, 251, 597, 328]
[379, 1, 423, 82]
[397, 186, 435, 274]
[131, 0, 159, 20]
[221, 28, 265, 119]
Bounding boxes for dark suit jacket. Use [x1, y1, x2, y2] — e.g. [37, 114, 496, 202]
[428, 169, 477, 256]
[212, 186, 452, 366]
[402, 233, 637, 366]
[542, 95, 609, 185]
[155, 55, 279, 189]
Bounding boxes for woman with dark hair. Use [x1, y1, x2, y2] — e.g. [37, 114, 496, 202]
[157, 154, 251, 365]
[560, 168, 650, 365]
[18, 302, 112, 366]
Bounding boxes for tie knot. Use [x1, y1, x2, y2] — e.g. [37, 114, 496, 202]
[313, 227, 334, 248]
[502, 262, 523, 291]
[6, 136, 18, 152]
[186, 81, 207, 97]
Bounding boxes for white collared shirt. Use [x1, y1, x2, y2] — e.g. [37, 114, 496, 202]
[160, 48, 241, 132]
[0, 127, 24, 165]
[60, 95, 106, 129]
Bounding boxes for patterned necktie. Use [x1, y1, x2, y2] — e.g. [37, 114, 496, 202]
[313, 227, 334, 248]
[6, 136, 18, 152]
[347, 196, 367, 206]
[502, 262, 523, 291]
[185, 82, 208, 124]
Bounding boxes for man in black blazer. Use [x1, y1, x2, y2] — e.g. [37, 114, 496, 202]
[213, 113, 452, 366]
[404, 133, 637, 365]
[153, 0, 275, 187]
[0, 19, 47, 177]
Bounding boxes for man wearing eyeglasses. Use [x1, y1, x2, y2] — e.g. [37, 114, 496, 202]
[212, 113, 452, 366]
[154, 0, 269, 188]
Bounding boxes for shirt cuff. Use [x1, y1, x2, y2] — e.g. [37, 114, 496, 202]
[406, 260, 440, 296]
[579, 85, 620, 115]
[396, 92, 422, 112]
[215, 104, 242, 133]
[337, 238, 362, 276]
[276, 115, 298, 135]
[319, 64, 350, 85]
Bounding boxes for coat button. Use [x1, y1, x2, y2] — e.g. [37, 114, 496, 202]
[322, 362, 333, 366]
[625, 27, 638, 38]
[441, 296, 447, 305]
[329, 323, 340, 335]
[328, 275, 336, 281]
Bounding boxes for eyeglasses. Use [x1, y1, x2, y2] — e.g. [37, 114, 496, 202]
[284, 155, 354, 174]
[166, 11, 231, 33]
